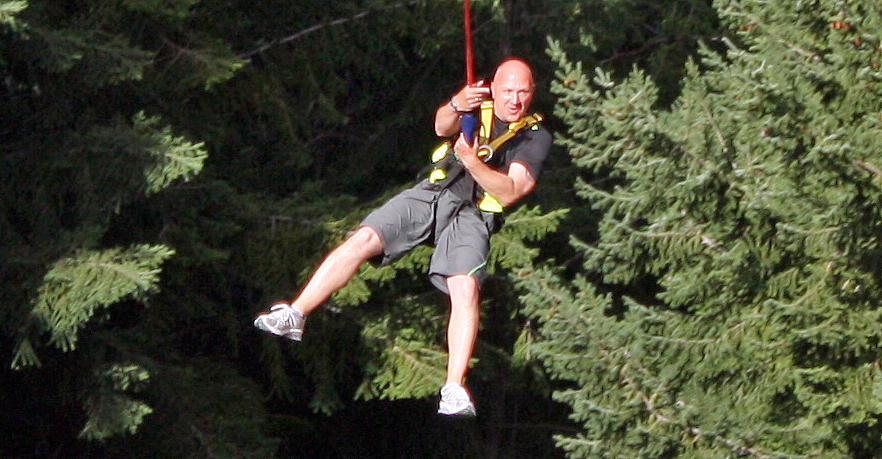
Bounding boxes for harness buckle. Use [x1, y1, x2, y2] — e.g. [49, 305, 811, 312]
[477, 145, 494, 161]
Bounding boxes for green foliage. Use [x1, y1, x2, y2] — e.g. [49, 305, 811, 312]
[29, 28, 154, 86]
[1, 0, 214, 450]
[0, 0, 26, 27]
[134, 112, 208, 192]
[97, 360, 282, 459]
[80, 363, 153, 440]
[529, 0, 882, 458]
[356, 315, 450, 401]
[27, 245, 174, 355]
[121, 0, 200, 19]
[70, 111, 208, 203]
[6, 109, 208, 369]
[149, 33, 248, 90]
[0, 0, 621, 456]
[490, 206, 570, 272]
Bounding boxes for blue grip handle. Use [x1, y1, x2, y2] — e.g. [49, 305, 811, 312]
[461, 112, 479, 143]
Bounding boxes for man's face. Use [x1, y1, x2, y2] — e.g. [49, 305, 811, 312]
[491, 63, 535, 123]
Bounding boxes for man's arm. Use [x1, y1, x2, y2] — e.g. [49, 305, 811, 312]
[454, 135, 536, 207]
[434, 82, 491, 137]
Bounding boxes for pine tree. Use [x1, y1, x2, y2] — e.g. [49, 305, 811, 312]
[2, 0, 725, 457]
[526, 0, 882, 458]
[0, 0, 245, 451]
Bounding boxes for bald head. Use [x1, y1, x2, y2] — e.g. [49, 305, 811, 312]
[491, 58, 536, 122]
[493, 58, 534, 86]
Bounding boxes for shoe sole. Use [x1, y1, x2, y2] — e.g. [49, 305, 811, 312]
[438, 406, 477, 417]
[438, 401, 477, 417]
[254, 315, 303, 341]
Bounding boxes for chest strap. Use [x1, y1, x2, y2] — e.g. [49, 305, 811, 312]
[477, 113, 544, 161]
[427, 113, 543, 214]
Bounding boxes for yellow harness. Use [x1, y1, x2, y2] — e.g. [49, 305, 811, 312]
[427, 101, 543, 213]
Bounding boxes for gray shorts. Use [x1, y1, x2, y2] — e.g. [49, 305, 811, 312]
[360, 181, 495, 294]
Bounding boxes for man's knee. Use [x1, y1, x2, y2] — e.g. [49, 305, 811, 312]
[447, 275, 480, 304]
[343, 226, 383, 258]
[447, 274, 478, 287]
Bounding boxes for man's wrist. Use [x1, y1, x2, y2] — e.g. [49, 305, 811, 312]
[448, 98, 464, 114]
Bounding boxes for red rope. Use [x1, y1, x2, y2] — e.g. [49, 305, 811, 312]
[463, 0, 475, 85]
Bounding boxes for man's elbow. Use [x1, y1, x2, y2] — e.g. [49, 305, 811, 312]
[499, 171, 536, 208]
[499, 186, 533, 208]
[435, 123, 457, 137]
[498, 197, 518, 208]
[499, 193, 525, 208]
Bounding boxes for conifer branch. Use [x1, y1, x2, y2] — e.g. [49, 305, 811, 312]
[0, 1, 27, 24]
[733, 10, 819, 60]
[240, 1, 421, 58]
[498, 422, 583, 434]
[852, 158, 882, 179]
[619, 363, 812, 459]
[598, 34, 711, 66]
[699, 97, 730, 156]
[188, 419, 221, 459]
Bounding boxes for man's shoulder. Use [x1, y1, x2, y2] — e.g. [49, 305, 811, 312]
[508, 120, 552, 179]
[520, 118, 552, 149]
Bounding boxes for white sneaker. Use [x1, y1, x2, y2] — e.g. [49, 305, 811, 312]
[253, 303, 306, 341]
[438, 382, 476, 416]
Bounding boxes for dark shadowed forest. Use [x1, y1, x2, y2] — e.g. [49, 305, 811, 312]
[4, 1, 882, 458]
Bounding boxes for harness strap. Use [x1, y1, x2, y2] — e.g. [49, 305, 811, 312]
[425, 107, 543, 213]
[476, 112, 544, 161]
[428, 112, 543, 184]
[478, 100, 494, 143]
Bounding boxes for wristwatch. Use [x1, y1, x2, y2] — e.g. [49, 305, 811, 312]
[449, 98, 464, 114]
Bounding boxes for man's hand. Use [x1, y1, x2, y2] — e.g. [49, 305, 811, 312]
[453, 133, 482, 166]
[434, 81, 491, 137]
[453, 133, 537, 208]
[450, 80, 491, 114]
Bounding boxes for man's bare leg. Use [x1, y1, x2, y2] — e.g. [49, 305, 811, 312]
[437, 274, 480, 416]
[290, 226, 384, 316]
[254, 226, 384, 340]
[444, 274, 481, 383]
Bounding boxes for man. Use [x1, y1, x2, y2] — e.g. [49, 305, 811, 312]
[254, 58, 552, 417]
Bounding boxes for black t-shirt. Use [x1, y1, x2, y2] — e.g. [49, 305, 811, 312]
[487, 116, 552, 178]
[447, 115, 553, 204]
